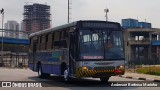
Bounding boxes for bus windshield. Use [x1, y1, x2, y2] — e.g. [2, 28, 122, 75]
[79, 29, 124, 60]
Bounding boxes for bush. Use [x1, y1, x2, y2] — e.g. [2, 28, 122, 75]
[136, 66, 160, 76]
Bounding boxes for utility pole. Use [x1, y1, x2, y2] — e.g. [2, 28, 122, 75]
[0, 8, 4, 66]
[104, 7, 109, 21]
[68, 0, 69, 23]
[68, 0, 72, 23]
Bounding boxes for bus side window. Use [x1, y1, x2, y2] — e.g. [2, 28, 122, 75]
[60, 30, 68, 48]
[53, 32, 60, 49]
[39, 36, 42, 50]
[29, 38, 31, 46]
[61, 40, 67, 48]
[36, 37, 39, 51]
[42, 35, 46, 50]
[45, 34, 49, 50]
[48, 33, 52, 50]
[61, 30, 69, 39]
[29, 38, 32, 51]
[29, 38, 33, 52]
[51, 32, 54, 49]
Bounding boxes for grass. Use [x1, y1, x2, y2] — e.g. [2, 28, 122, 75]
[136, 66, 160, 76]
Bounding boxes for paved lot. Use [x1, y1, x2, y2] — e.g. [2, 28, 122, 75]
[0, 68, 37, 81]
[0, 68, 159, 90]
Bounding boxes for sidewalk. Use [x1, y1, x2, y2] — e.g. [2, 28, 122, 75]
[119, 72, 160, 82]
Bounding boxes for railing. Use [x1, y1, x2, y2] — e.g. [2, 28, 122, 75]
[128, 38, 151, 45]
[0, 52, 28, 67]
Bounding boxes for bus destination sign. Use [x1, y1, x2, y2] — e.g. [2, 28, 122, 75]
[82, 22, 120, 29]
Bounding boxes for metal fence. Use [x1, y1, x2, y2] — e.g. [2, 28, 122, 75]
[0, 52, 28, 68]
[0, 29, 29, 39]
[0, 29, 29, 68]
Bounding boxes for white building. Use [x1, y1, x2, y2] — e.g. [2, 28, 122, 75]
[4, 20, 19, 38]
[19, 21, 24, 39]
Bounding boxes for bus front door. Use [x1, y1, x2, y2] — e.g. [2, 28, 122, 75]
[69, 32, 76, 76]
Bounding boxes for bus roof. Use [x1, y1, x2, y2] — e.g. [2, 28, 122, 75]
[29, 21, 77, 37]
[29, 20, 120, 37]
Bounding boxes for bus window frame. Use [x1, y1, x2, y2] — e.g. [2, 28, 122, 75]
[45, 34, 48, 50]
[60, 29, 69, 49]
[51, 32, 54, 49]
[53, 31, 61, 49]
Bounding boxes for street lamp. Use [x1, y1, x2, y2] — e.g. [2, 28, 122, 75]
[0, 8, 4, 66]
[104, 8, 109, 21]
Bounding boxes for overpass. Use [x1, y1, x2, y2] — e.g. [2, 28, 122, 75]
[0, 37, 29, 52]
[0, 37, 29, 45]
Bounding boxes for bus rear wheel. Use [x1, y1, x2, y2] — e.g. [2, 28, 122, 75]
[38, 64, 50, 78]
[100, 77, 110, 83]
[38, 64, 45, 78]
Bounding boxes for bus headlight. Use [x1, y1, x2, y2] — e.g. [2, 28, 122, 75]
[82, 66, 92, 71]
[82, 66, 88, 71]
[117, 65, 124, 70]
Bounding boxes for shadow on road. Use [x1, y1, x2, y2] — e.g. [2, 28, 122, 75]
[28, 75, 112, 87]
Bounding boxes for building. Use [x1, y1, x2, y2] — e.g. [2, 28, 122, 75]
[123, 28, 160, 67]
[4, 20, 19, 38]
[23, 3, 51, 34]
[138, 22, 152, 28]
[19, 21, 27, 39]
[150, 30, 160, 65]
[122, 18, 152, 28]
[122, 18, 139, 28]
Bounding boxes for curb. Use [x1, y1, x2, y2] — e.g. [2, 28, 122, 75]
[118, 75, 160, 82]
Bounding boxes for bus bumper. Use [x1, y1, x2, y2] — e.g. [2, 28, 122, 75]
[76, 67, 125, 78]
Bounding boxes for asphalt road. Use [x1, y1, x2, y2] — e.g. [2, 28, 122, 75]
[0, 68, 159, 90]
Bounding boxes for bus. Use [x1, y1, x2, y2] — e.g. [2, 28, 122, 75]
[28, 20, 125, 82]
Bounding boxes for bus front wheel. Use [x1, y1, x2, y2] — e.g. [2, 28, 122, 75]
[38, 64, 50, 78]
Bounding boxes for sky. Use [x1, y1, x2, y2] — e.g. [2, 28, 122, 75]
[0, 0, 160, 28]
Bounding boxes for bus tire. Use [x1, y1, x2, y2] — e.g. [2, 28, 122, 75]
[38, 64, 50, 78]
[64, 68, 70, 82]
[100, 77, 110, 83]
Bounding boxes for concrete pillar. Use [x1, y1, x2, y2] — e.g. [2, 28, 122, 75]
[158, 35, 160, 40]
[157, 47, 160, 64]
[148, 45, 152, 65]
